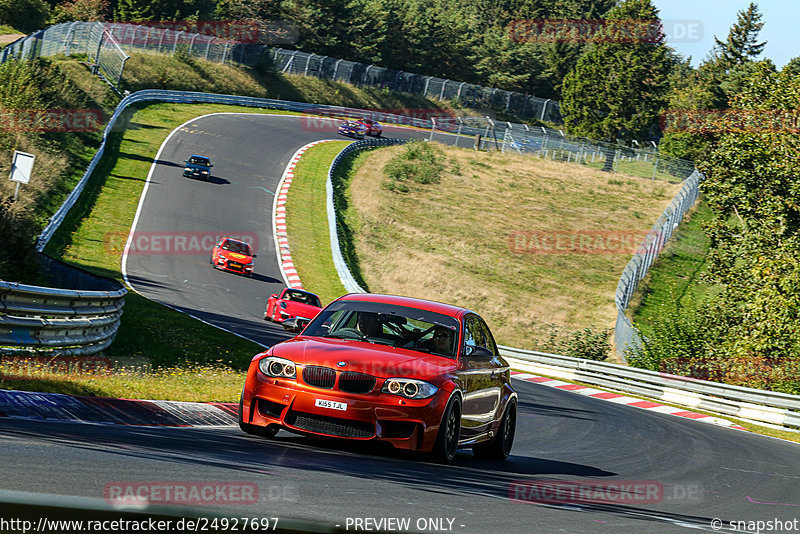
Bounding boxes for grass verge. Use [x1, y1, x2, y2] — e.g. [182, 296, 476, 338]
[629, 199, 717, 338]
[0, 361, 244, 402]
[284, 141, 350, 305]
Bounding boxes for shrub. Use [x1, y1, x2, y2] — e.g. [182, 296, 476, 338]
[383, 140, 444, 192]
[561, 327, 610, 361]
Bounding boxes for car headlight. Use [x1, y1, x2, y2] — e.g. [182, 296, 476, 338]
[382, 378, 438, 399]
[258, 356, 297, 379]
[184, 167, 191, 171]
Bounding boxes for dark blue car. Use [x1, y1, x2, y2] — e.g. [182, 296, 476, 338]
[183, 155, 213, 180]
[337, 120, 367, 140]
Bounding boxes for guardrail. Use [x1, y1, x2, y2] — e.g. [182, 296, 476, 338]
[0, 258, 126, 356]
[499, 345, 800, 429]
[326, 138, 407, 294]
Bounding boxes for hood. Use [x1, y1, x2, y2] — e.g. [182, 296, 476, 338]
[284, 300, 321, 316]
[220, 250, 251, 261]
[270, 337, 456, 381]
[185, 163, 209, 169]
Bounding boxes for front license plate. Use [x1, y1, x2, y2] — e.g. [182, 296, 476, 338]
[315, 398, 347, 411]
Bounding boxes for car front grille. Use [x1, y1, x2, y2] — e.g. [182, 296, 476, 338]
[285, 410, 374, 438]
[338, 371, 376, 394]
[302, 366, 336, 388]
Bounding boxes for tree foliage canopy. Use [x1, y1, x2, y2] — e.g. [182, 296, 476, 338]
[560, 0, 670, 142]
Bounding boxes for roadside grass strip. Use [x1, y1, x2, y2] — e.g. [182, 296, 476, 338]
[281, 141, 350, 305]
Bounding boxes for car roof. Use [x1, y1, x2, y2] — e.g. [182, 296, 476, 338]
[334, 293, 470, 319]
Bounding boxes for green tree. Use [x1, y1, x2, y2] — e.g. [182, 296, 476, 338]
[712, 2, 766, 69]
[679, 62, 800, 391]
[783, 56, 800, 76]
[0, 0, 50, 32]
[560, 0, 670, 142]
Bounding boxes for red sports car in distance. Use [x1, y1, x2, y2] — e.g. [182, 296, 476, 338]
[358, 118, 382, 137]
[210, 237, 255, 276]
[265, 288, 323, 323]
[239, 293, 517, 464]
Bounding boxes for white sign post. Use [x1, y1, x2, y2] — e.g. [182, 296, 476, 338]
[9, 150, 35, 201]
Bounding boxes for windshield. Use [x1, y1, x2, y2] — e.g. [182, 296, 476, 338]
[303, 300, 459, 358]
[221, 240, 251, 255]
[188, 156, 209, 165]
[285, 290, 321, 307]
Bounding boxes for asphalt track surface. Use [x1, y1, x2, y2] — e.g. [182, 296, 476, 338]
[2, 113, 798, 533]
[122, 114, 432, 347]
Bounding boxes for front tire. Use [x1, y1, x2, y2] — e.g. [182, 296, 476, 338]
[473, 398, 516, 460]
[432, 395, 461, 464]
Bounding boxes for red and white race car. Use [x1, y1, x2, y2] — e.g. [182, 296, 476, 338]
[210, 237, 255, 276]
[357, 118, 383, 137]
[264, 288, 323, 323]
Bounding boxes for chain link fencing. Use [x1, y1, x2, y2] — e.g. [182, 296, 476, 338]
[0, 22, 129, 86]
[613, 170, 702, 358]
[2, 21, 562, 123]
[501, 125, 696, 182]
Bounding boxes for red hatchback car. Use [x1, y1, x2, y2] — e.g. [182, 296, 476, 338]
[239, 293, 517, 463]
[265, 288, 323, 323]
[210, 237, 255, 276]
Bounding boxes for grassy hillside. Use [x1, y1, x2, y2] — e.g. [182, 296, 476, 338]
[119, 53, 532, 124]
[342, 143, 682, 355]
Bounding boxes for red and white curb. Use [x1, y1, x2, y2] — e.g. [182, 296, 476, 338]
[272, 140, 336, 290]
[510, 372, 748, 432]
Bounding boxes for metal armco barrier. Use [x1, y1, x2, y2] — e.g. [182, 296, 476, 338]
[0, 278, 126, 356]
[500, 345, 800, 429]
[326, 138, 407, 295]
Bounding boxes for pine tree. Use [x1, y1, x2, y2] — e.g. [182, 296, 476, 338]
[713, 2, 766, 68]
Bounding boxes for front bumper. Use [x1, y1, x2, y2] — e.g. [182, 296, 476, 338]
[242, 367, 451, 452]
[215, 257, 253, 274]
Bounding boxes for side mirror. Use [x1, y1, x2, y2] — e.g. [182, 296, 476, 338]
[282, 317, 310, 333]
[252, 254, 257, 258]
[270, 294, 278, 299]
[465, 346, 494, 360]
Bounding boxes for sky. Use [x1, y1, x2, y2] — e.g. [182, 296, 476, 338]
[653, 0, 797, 68]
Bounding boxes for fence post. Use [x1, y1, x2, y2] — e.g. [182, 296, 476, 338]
[541, 99, 551, 122]
[305, 54, 313, 75]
